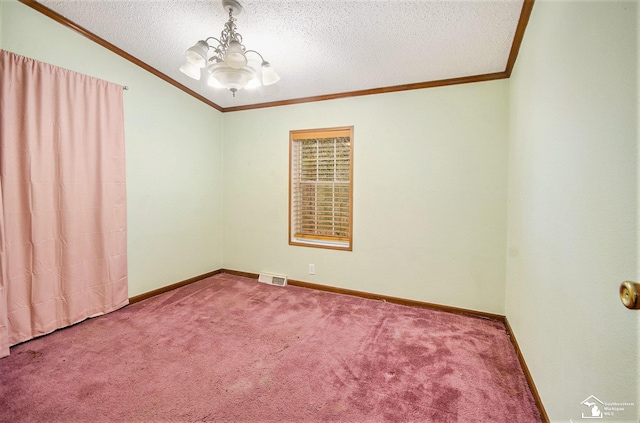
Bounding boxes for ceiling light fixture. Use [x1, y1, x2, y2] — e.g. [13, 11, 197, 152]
[180, 0, 279, 97]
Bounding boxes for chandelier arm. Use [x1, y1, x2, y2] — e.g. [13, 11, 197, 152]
[244, 50, 265, 62]
[203, 37, 227, 62]
[204, 36, 223, 46]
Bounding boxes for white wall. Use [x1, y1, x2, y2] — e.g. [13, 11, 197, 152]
[0, 0, 224, 296]
[223, 82, 510, 314]
[506, 1, 638, 421]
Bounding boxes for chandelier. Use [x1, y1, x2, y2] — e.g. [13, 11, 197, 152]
[179, 0, 280, 97]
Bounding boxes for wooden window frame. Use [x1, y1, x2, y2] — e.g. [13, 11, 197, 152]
[289, 126, 354, 251]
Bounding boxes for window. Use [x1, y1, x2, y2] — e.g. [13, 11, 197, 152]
[289, 126, 354, 250]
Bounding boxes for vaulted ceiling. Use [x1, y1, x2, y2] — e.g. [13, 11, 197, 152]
[23, 0, 533, 112]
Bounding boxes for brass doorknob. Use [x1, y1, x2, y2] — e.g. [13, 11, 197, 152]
[620, 281, 640, 309]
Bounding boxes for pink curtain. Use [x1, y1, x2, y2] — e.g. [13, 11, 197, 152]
[0, 50, 128, 358]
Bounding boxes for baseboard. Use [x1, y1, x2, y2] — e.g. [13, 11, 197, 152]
[221, 268, 505, 322]
[128, 267, 548, 421]
[504, 317, 550, 423]
[128, 269, 223, 304]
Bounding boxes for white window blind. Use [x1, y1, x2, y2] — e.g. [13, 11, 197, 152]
[289, 127, 353, 250]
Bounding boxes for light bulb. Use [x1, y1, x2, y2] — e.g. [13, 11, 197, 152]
[224, 41, 247, 69]
[260, 61, 280, 86]
[184, 40, 209, 67]
[180, 61, 201, 79]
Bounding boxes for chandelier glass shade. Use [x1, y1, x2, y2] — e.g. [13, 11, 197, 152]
[179, 0, 279, 97]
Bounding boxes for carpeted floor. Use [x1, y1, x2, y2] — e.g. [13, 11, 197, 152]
[0, 273, 541, 422]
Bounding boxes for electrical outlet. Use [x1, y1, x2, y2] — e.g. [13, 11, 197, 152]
[309, 264, 315, 275]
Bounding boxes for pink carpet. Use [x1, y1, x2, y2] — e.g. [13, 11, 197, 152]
[0, 273, 541, 422]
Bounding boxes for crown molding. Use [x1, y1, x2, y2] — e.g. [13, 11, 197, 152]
[19, 0, 534, 113]
[17, 0, 224, 112]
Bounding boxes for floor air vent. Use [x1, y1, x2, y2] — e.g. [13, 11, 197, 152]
[258, 273, 288, 287]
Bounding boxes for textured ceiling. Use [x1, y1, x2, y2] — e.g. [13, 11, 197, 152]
[36, 0, 526, 110]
